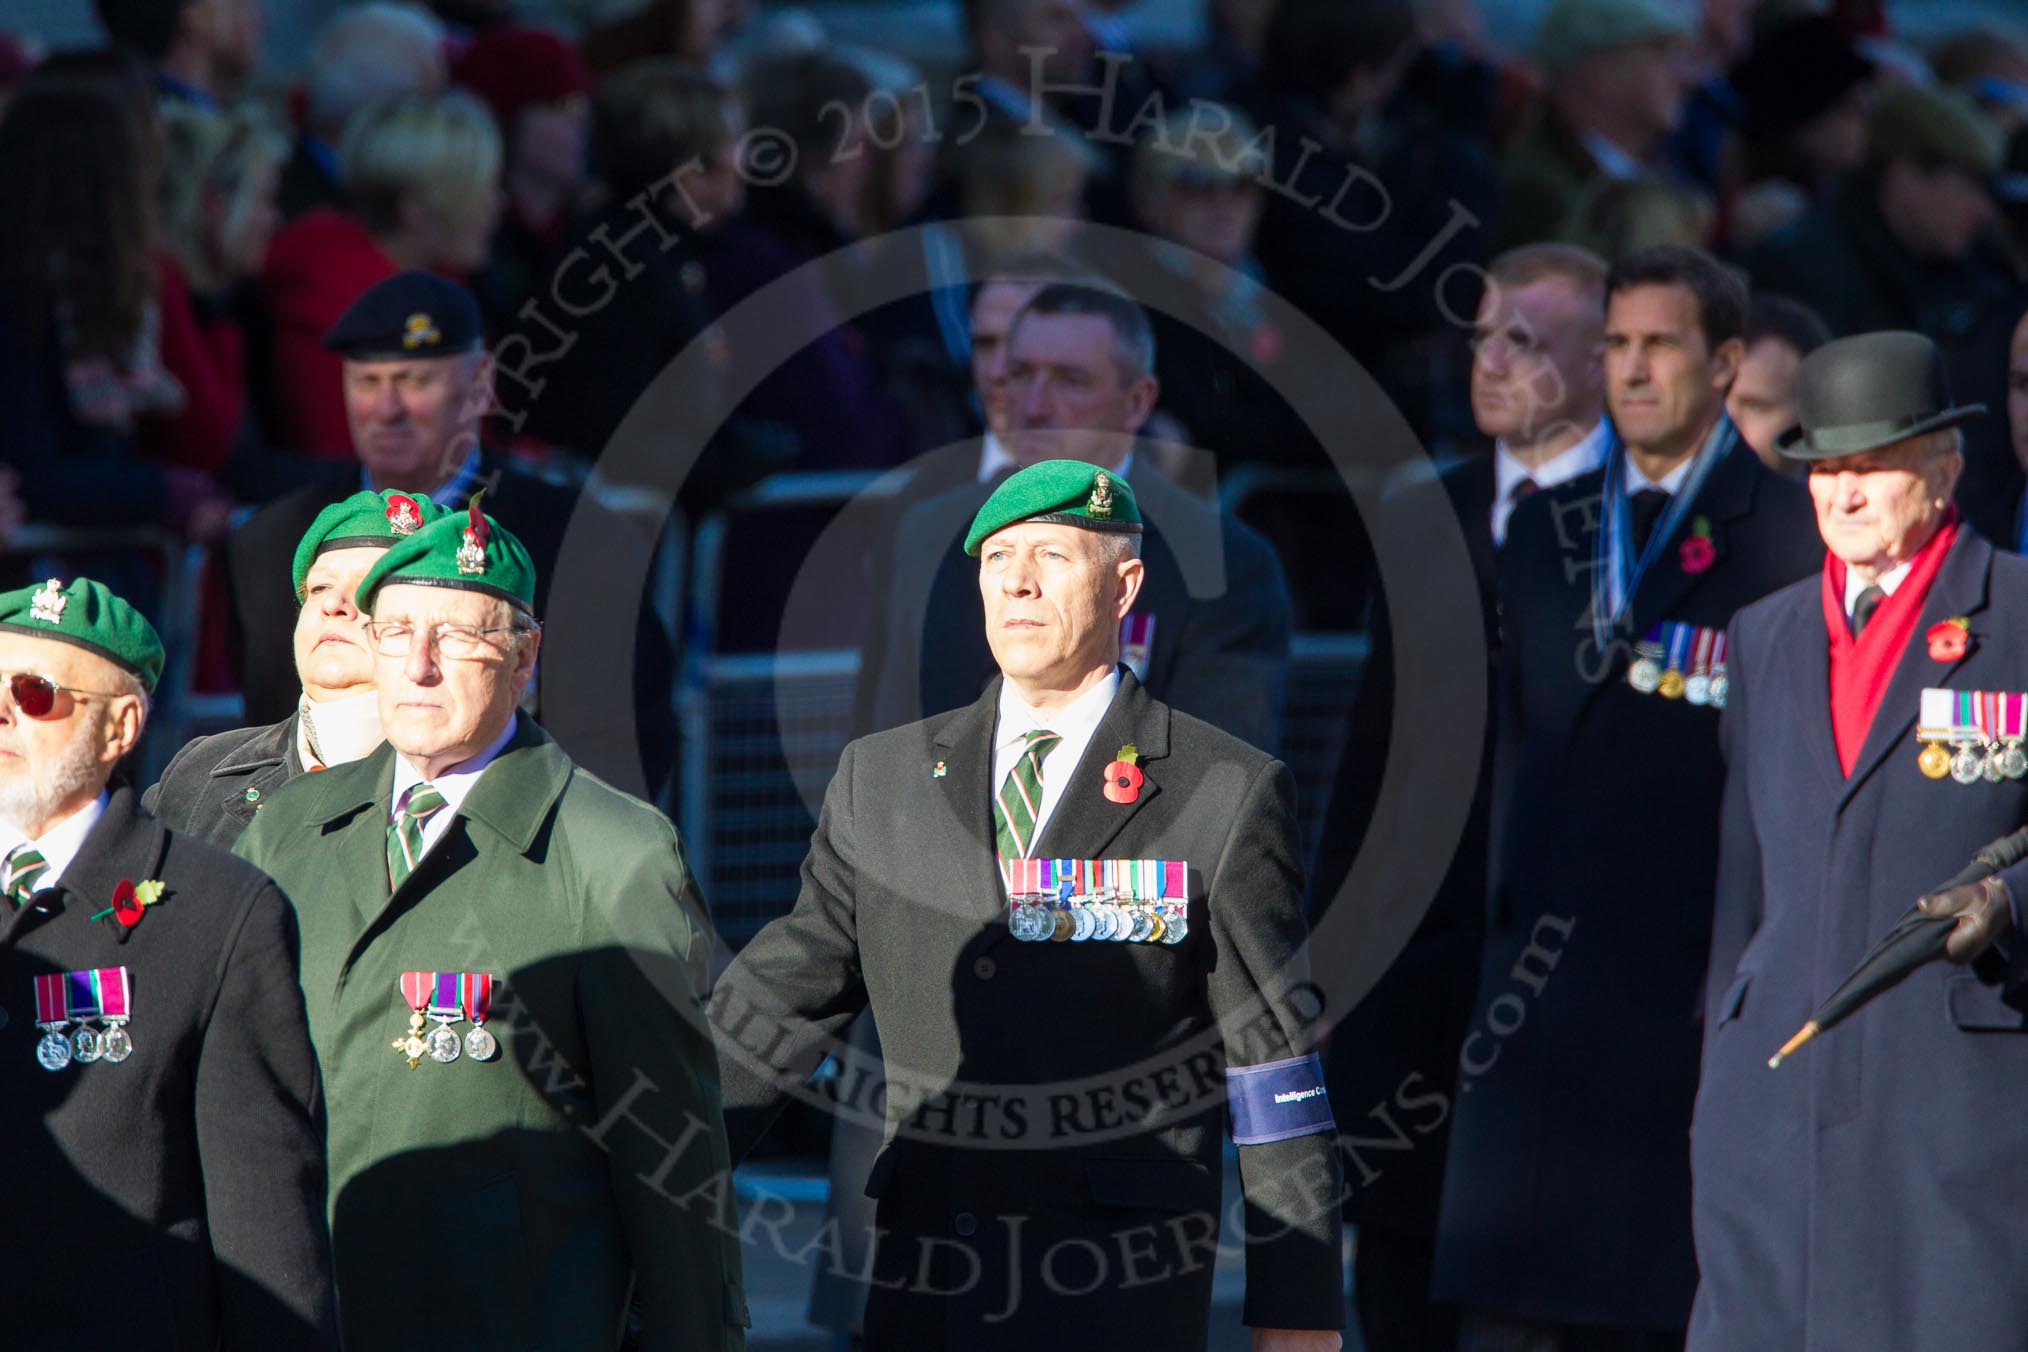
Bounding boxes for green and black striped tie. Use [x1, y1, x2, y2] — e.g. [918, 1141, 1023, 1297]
[388, 783, 448, 890]
[3, 843, 47, 906]
[994, 730, 1061, 859]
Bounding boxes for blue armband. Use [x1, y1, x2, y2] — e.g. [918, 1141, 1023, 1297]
[1225, 1052, 1334, 1145]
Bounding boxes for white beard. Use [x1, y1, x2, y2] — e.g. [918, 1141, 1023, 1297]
[0, 714, 107, 835]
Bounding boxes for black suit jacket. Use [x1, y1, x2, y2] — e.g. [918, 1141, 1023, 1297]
[1431, 443, 1820, 1328]
[0, 789, 338, 1349]
[225, 457, 677, 798]
[710, 672, 1343, 1346]
[852, 454, 1294, 754]
[1310, 454, 1497, 1239]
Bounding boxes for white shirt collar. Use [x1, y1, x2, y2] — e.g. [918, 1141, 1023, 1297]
[389, 713, 521, 858]
[993, 667, 1121, 855]
[4, 790, 107, 889]
[1624, 451, 1694, 496]
[1492, 419, 1610, 545]
[1844, 558, 1917, 614]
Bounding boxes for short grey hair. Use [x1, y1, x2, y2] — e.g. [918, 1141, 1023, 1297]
[1016, 283, 1157, 383]
[306, 2, 448, 141]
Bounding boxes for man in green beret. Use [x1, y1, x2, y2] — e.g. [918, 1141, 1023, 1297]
[234, 507, 746, 1351]
[713, 460, 1345, 1350]
[0, 576, 339, 1350]
[147, 488, 445, 847]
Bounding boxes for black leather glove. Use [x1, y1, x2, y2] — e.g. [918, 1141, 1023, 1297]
[1917, 874, 2016, 963]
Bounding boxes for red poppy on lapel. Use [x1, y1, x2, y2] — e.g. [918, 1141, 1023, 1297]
[1679, 535, 1715, 574]
[1103, 744, 1144, 805]
[95, 878, 166, 933]
[1928, 618, 1970, 662]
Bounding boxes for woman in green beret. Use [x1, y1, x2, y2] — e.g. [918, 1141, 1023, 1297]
[143, 489, 443, 846]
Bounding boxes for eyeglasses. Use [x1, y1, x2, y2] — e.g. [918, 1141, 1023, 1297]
[364, 621, 526, 661]
[0, 671, 122, 719]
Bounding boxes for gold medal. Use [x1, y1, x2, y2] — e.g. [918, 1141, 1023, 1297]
[1658, 670, 1686, 700]
[1918, 741, 1952, 779]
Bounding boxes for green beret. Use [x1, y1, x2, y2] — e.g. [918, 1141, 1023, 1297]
[0, 577, 164, 693]
[964, 459, 1145, 557]
[1868, 85, 2004, 178]
[291, 489, 446, 600]
[1534, 0, 1691, 75]
[357, 494, 538, 613]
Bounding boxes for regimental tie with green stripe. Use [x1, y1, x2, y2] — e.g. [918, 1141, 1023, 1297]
[994, 729, 1061, 859]
[3, 843, 48, 906]
[388, 782, 449, 889]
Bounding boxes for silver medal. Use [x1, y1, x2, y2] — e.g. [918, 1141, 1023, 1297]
[464, 1023, 498, 1061]
[1952, 746, 1985, 785]
[1708, 674, 1729, 708]
[71, 1024, 102, 1063]
[1628, 657, 1663, 695]
[36, 1029, 72, 1071]
[1161, 911, 1189, 945]
[1070, 904, 1093, 941]
[1684, 675, 1710, 706]
[427, 1024, 462, 1063]
[2006, 745, 2028, 780]
[99, 1023, 133, 1063]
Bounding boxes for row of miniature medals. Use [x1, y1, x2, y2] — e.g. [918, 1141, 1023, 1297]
[33, 967, 132, 1071]
[1628, 621, 1730, 706]
[1916, 689, 2028, 783]
[392, 971, 500, 1068]
[1002, 857, 1189, 944]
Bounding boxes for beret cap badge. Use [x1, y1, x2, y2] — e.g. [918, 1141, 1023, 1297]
[385, 493, 423, 535]
[456, 494, 490, 576]
[401, 312, 441, 351]
[1087, 473, 1114, 519]
[28, 579, 65, 625]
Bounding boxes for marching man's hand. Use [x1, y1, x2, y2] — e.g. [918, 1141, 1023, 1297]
[1917, 875, 2015, 963]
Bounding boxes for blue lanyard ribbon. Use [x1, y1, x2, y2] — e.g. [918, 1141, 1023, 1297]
[1589, 414, 1739, 648]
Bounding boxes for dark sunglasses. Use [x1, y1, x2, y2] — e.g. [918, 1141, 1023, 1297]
[1, 672, 121, 719]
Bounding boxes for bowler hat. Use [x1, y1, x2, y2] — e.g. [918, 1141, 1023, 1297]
[1776, 331, 1985, 460]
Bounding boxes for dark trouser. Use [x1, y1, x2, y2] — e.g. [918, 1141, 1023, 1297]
[1354, 1224, 1461, 1352]
[1455, 1310, 1683, 1352]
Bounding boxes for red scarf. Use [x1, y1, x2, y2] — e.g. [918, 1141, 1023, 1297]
[1821, 511, 1958, 775]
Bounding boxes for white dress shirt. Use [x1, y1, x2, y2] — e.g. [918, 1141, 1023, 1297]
[1843, 558, 1915, 615]
[390, 714, 520, 861]
[1624, 452, 1695, 496]
[1491, 420, 1611, 546]
[992, 667, 1120, 854]
[2, 790, 107, 889]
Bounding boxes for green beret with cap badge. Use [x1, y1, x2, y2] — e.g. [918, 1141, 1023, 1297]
[291, 489, 447, 600]
[0, 576, 164, 693]
[356, 492, 538, 613]
[964, 459, 1145, 556]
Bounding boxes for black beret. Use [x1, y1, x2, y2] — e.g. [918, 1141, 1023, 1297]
[322, 269, 484, 360]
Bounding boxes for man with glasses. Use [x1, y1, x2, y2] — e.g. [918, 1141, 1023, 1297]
[0, 576, 338, 1350]
[235, 505, 745, 1351]
[146, 489, 446, 847]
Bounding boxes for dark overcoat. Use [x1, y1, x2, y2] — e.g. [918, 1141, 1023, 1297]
[1432, 444, 1821, 1328]
[143, 715, 300, 849]
[1690, 527, 2028, 1351]
[0, 789, 338, 1349]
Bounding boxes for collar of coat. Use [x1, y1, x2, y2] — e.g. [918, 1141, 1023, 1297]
[1, 786, 167, 954]
[207, 715, 302, 778]
[277, 715, 568, 857]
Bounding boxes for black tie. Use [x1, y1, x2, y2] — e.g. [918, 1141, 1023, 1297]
[1851, 584, 1886, 638]
[1511, 476, 1539, 503]
[1629, 489, 1671, 556]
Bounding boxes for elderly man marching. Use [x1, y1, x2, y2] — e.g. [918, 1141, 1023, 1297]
[1691, 332, 2028, 1350]
[147, 489, 446, 846]
[712, 460, 1344, 1350]
[235, 505, 745, 1350]
[0, 578, 338, 1348]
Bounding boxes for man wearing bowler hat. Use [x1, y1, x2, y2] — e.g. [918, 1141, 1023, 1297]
[1691, 331, 2028, 1351]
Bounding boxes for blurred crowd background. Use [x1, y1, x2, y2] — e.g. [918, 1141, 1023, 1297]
[5, 0, 2028, 958]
